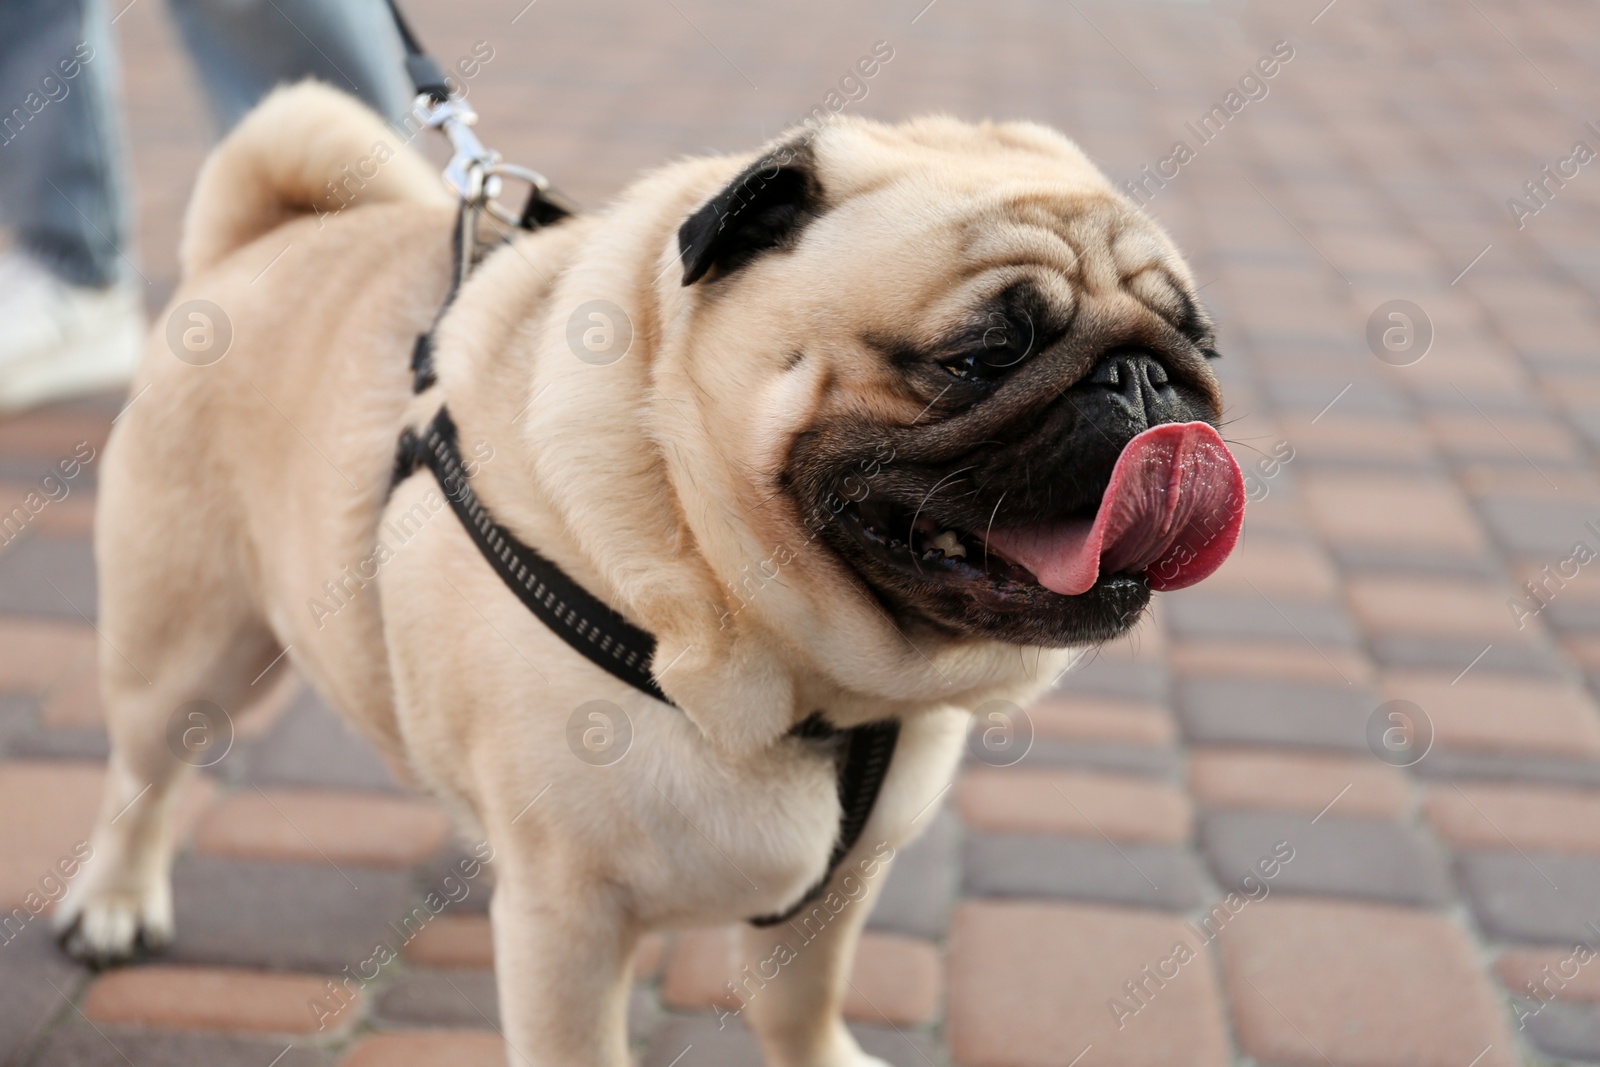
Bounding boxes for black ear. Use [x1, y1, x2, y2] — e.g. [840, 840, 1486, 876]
[677, 144, 822, 286]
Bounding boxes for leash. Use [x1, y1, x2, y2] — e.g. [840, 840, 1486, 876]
[380, 1, 898, 928]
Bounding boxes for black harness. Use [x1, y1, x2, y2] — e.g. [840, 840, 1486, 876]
[382, 0, 898, 927]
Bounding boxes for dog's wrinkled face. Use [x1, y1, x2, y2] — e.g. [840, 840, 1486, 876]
[675, 118, 1240, 648]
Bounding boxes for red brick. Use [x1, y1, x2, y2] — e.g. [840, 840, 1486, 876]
[81, 964, 348, 1034]
[1290, 417, 1433, 466]
[1028, 693, 1176, 746]
[660, 925, 940, 1026]
[948, 901, 1230, 1067]
[1347, 577, 1532, 639]
[1301, 474, 1487, 553]
[1496, 947, 1600, 1004]
[1203, 543, 1337, 601]
[0, 412, 110, 461]
[193, 788, 450, 868]
[1189, 748, 1410, 818]
[1426, 411, 1580, 463]
[1221, 898, 1513, 1067]
[0, 617, 94, 693]
[0, 761, 215, 907]
[340, 1031, 504, 1067]
[1425, 783, 1600, 855]
[1380, 672, 1600, 758]
[957, 767, 1191, 844]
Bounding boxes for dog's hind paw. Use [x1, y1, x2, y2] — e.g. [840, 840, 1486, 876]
[54, 890, 173, 969]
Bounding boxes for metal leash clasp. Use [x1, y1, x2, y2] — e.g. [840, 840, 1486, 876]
[413, 94, 558, 228]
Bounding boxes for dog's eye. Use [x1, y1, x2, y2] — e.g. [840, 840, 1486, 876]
[940, 313, 1034, 383]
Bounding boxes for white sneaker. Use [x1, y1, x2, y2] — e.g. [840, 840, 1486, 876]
[0, 252, 145, 412]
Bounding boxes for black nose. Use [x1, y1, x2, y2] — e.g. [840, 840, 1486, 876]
[1086, 349, 1182, 429]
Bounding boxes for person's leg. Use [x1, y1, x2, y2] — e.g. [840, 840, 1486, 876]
[167, 0, 413, 132]
[0, 0, 130, 289]
[0, 0, 143, 411]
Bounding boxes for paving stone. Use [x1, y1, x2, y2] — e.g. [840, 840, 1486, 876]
[1185, 537, 1341, 598]
[1346, 576, 1531, 638]
[1164, 593, 1359, 645]
[1052, 654, 1168, 703]
[660, 926, 940, 1026]
[962, 832, 1204, 911]
[1027, 694, 1176, 745]
[0, 617, 94, 692]
[1001, 737, 1178, 778]
[1425, 783, 1600, 855]
[1200, 811, 1452, 906]
[38, 664, 104, 729]
[1367, 634, 1564, 677]
[1175, 678, 1374, 751]
[1221, 898, 1515, 1067]
[1302, 473, 1488, 554]
[1411, 748, 1600, 788]
[640, 1014, 940, 1067]
[1188, 747, 1411, 818]
[0, 693, 35, 753]
[1521, 1001, 1600, 1062]
[0, 537, 97, 619]
[957, 767, 1191, 843]
[1327, 543, 1499, 578]
[375, 969, 499, 1029]
[1168, 640, 1372, 686]
[339, 1030, 504, 1067]
[1496, 947, 1600, 1004]
[404, 915, 495, 970]
[869, 805, 958, 939]
[0, 760, 213, 908]
[81, 965, 349, 1034]
[165, 855, 418, 972]
[3, 727, 110, 762]
[242, 686, 403, 792]
[947, 900, 1230, 1067]
[1477, 494, 1600, 556]
[26, 1023, 332, 1067]
[411, 843, 494, 915]
[1381, 672, 1600, 758]
[1457, 851, 1600, 944]
[0, 920, 90, 1067]
[194, 788, 451, 868]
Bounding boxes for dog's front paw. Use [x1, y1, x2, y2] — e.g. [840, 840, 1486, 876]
[55, 885, 173, 969]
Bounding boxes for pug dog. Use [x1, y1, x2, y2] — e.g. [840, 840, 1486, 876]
[56, 81, 1243, 1067]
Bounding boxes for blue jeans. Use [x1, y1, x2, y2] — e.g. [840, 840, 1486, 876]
[0, 0, 413, 288]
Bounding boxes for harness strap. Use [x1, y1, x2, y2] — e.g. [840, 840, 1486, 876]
[397, 407, 667, 701]
[378, 0, 899, 920]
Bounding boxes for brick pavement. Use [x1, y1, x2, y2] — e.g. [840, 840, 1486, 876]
[4, 0, 1600, 1064]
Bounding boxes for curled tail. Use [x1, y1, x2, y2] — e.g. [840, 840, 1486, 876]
[180, 80, 451, 275]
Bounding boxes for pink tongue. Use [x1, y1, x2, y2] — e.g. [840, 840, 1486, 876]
[979, 422, 1245, 596]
